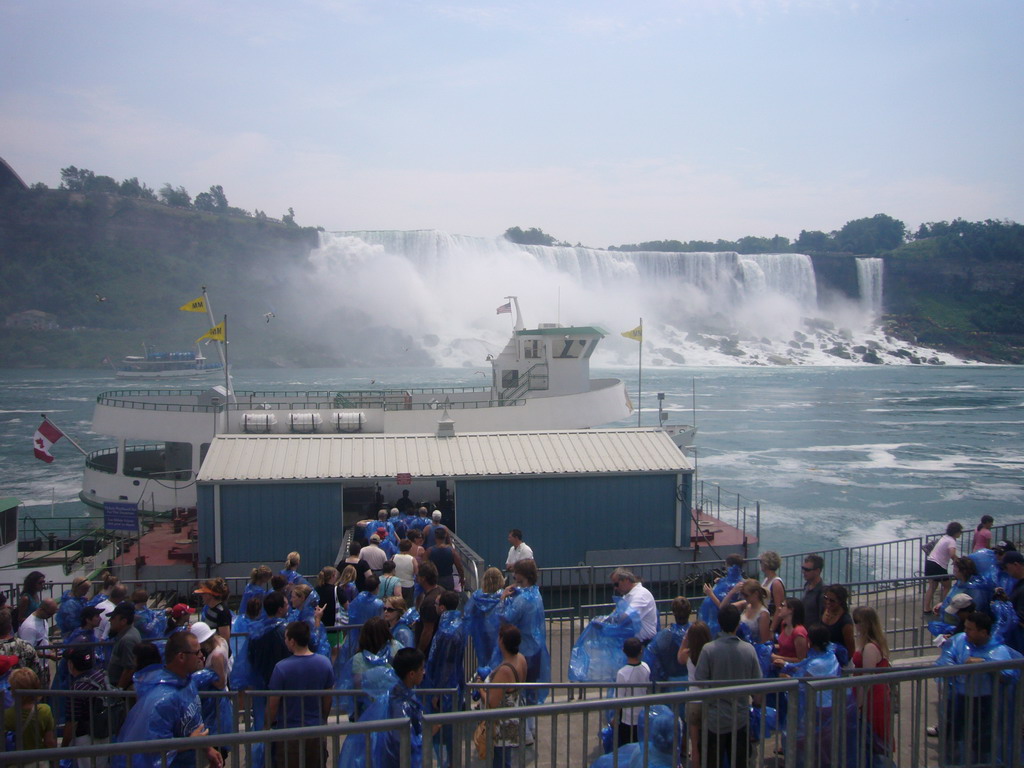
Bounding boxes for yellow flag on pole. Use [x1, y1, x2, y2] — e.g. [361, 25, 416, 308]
[621, 324, 643, 342]
[179, 296, 206, 313]
[197, 321, 225, 343]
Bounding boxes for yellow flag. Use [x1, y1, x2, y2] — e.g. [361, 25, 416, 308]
[197, 321, 225, 343]
[621, 324, 643, 342]
[179, 296, 206, 313]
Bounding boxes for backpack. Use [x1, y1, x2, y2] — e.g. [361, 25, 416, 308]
[921, 538, 937, 556]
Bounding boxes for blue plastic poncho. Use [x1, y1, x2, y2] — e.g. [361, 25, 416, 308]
[495, 584, 551, 704]
[752, 640, 776, 679]
[783, 645, 861, 767]
[935, 633, 1022, 765]
[336, 680, 424, 768]
[464, 588, 502, 669]
[697, 564, 744, 637]
[280, 568, 311, 588]
[336, 591, 385, 667]
[111, 663, 205, 768]
[935, 632, 1021, 695]
[970, 549, 998, 585]
[239, 582, 270, 617]
[939, 577, 993, 618]
[135, 606, 167, 640]
[592, 705, 682, 768]
[287, 590, 330, 658]
[569, 595, 642, 683]
[991, 599, 1023, 652]
[228, 613, 256, 691]
[335, 645, 401, 715]
[56, 592, 90, 636]
[392, 611, 416, 649]
[643, 623, 689, 683]
[424, 610, 468, 714]
[193, 667, 234, 742]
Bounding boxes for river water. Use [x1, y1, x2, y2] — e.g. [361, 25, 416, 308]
[1, 366, 1021, 555]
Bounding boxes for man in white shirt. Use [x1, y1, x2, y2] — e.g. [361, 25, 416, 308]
[610, 568, 658, 642]
[17, 598, 56, 685]
[359, 533, 388, 573]
[18, 598, 56, 648]
[505, 529, 535, 572]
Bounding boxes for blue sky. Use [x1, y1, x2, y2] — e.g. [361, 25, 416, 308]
[3, 0, 1021, 247]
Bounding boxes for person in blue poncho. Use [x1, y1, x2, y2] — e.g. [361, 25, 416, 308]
[383, 596, 416, 649]
[246, 591, 291, 768]
[934, 610, 1021, 766]
[464, 567, 505, 669]
[336, 616, 402, 718]
[699, 554, 746, 637]
[280, 551, 311, 590]
[240, 566, 273, 617]
[495, 559, 551, 704]
[991, 550, 1024, 653]
[643, 597, 691, 687]
[590, 705, 683, 768]
[56, 577, 95, 637]
[337, 575, 385, 670]
[569, 582, 644, 684]
[337, 647, 426, 768]
[424, 591, 468, 768]
[229, 594, 264, 693]
[131, 590, 167, 641]
[931, 556, 992, 617]
[112, 630, 224, 768]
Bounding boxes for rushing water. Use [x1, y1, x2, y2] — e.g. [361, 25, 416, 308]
[1, 366, 1021, 555]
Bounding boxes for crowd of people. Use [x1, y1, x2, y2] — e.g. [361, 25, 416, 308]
[3, 511, 1023, 768]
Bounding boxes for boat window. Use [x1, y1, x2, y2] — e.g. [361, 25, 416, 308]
[581, 339, 597, 359]
[501, 369, 519, 388]
[523, 340, 541, 359]
[200, 443, 210, 465]
[0, 506, 15, 546]
[554, 339, 583, 359]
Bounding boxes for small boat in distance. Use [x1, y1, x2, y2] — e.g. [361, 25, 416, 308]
[115, 344, 224, 379]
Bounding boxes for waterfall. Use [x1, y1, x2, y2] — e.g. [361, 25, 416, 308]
[298, 230, 943, 366]
[856, 258, 884, 318]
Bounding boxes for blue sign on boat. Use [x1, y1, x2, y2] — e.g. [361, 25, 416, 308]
[103, 501, 138, 532]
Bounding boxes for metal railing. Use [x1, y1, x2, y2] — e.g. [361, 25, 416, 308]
[7, 657, 1022, 767]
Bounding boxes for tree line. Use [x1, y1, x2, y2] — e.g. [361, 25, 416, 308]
[52, 166, 301, 226]
[506, 214, 1024, 260]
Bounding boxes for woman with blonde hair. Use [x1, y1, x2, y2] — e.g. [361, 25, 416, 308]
[240, 565, 273, 615]
[383, 595, 414, 648]
[738, 578, 772, 642]
[281, 551, 305, 585]
[337, 565, 358, 628]
[759, 550, 786, 615]
[465, 566, 506, 668]
[3, 667, 57, 751]
[852, 605, 892, 747]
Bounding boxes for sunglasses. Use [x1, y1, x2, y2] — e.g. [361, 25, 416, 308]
[823, 595, 838, 603]
[181, 649, 204, 656]
[384, 607, 398, 613]
[801, 566, 819, 572]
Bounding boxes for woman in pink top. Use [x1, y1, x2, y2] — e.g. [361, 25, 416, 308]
[972, 515, 994, 552]
[923, 521, 962, 613]
[771, 597, 808, 667]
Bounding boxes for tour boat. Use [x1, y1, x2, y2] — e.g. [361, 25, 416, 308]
[81, 299, 645, 512]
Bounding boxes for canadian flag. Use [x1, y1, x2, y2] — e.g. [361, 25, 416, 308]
[33, 420, 64, 463]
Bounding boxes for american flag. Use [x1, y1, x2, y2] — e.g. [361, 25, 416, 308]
[496, 302, 512, 315]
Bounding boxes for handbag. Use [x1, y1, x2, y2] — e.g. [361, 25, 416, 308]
[473, 720, 491, 760]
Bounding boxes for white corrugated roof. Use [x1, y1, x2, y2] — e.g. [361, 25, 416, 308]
[197, 428, 691, 483]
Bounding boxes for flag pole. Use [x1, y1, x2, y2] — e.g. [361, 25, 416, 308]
[222, 314, 230, 401]
[40, 414, 87, 456]
[637, 318, 643, 427]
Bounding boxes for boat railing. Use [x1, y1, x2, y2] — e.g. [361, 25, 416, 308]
[84, 445, 195, 481]
[499, 362, 549, 402]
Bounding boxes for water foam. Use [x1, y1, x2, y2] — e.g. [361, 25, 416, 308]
[306, 230, 969, 367]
